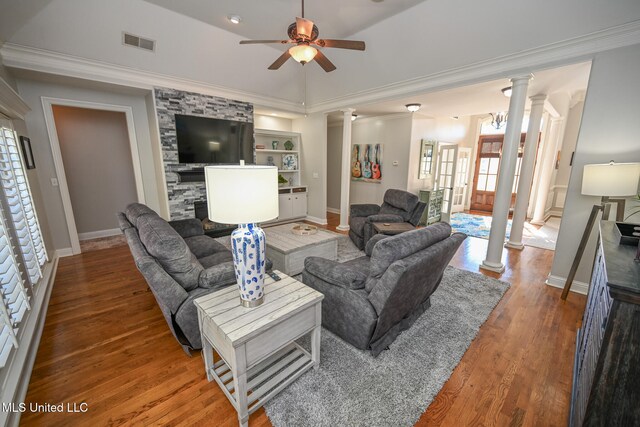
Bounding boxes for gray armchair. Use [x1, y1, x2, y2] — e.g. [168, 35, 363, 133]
[348, 189, 426, 249]
[303, 222, 466, 356]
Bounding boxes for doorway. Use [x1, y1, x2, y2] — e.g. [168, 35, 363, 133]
[43, 98, 144, 254]
[470, 134, 526, 212]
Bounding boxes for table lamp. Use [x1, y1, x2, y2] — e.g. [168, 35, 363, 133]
[205, 162, 278, 307]
[561, 161, 640, 299]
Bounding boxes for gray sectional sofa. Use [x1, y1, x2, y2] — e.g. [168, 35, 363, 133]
[118, 203, 243, 353]
[303, 222, 466, 356]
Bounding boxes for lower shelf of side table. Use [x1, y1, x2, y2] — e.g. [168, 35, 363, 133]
[209, 342, 314, 416]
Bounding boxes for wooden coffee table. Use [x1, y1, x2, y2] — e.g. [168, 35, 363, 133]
[373, 222, 415, 235]
[194, 272, 324, 427]
[264, 223, 339, 275]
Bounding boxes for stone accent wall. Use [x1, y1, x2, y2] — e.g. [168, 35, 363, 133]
[154, 87, 253, 219]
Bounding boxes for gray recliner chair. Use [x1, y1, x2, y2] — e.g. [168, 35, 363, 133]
[348, 189, 426, 250]
[303, 222, 466, 356]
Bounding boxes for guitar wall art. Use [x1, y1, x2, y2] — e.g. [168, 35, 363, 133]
[351, 143, 383, 183]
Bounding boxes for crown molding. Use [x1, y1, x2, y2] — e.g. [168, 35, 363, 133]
[0, 75, 30, 119]
[0, 43, 305, 114]
[307, 20, 640, 114]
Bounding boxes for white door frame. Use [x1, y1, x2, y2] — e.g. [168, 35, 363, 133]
[41, 97, 145, 255]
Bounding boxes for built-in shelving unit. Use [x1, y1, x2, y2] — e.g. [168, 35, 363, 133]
[255, 129, 307, 222]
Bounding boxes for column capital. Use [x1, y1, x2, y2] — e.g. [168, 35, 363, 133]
[509, 74, 533, 84]
[341, 108, 355, 114]
[529, 94, 547, 104]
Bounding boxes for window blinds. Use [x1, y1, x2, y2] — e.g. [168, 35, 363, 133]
[0, 122, 46, 369]
[0, 126, 47, 285]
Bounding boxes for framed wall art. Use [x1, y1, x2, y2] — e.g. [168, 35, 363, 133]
[351, 143, 382, 183]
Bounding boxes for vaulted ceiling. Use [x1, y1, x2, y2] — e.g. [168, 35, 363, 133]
[1, 0, 639, 115]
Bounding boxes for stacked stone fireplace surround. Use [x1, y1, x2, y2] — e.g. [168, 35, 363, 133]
[154, 87, 254, 220]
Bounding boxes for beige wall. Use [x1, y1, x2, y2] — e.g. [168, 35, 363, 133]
[254, 115, 293, 132]
[293, 113, 327, 222]
[17, 79, 162, 251]
[551, 43, 640, 286]
[52, 105, 138, 236]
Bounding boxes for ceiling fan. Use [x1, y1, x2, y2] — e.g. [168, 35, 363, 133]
[239, 0, 365, 72]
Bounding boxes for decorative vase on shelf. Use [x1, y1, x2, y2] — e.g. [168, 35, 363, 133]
[272, 141, 279, 150]
[284, 140, 294, 151]
[266, 156, 275, 166]
[278, 174, 288, 187]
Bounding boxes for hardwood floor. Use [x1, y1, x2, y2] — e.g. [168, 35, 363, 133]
[21, 215, 585, 426]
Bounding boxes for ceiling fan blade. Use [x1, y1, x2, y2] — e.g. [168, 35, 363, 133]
[315, 39, 365, 50]
[268, 51, 292, 70]
[240, 40, 289, 45]
[296, 17, 315, 39]
[314, 50, 336, 73]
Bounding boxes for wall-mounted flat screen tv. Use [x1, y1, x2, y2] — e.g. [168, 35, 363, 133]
[175, 114, 254, 164]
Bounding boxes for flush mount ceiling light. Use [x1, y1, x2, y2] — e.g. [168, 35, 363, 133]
[490, 112, 508, 129]
[405, 103, 421, 113]
[501, 86, 512, 97]
[351, 114, 358, 121]
[227, 14, 242, 24]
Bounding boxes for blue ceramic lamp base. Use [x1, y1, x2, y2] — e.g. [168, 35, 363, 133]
[231, 223, 267, 308]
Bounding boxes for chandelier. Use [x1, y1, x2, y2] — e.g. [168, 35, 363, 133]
[490, 112, 508, 130]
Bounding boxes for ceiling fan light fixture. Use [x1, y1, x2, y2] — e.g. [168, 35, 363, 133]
[351, 114, 358, 121]
[405, 103, 421, 113]
[289, 44, 317, 64]
[501, 86, 512, 97]
[227, 14, 242, 24]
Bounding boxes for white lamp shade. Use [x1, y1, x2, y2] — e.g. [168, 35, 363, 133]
[205, 165, 279, 224]
[581, 162, 640, 197]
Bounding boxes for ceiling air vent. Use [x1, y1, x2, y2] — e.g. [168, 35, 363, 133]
[122, 32, 155, 52]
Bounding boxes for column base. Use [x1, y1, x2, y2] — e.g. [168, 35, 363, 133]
[336, 224, 350, 231]
[480, 260, 505, 273]
[505, 241, 525, 250]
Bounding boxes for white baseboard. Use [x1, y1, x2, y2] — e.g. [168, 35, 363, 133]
[305, 215, 328, 225]
[78, 228, 121, 241]
[326, 207, 340, 215]
[2, 256, 59, 427]
[546, 274, 589, 295]
[55, 248, 73, 258]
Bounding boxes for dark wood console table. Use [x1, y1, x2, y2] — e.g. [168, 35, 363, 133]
[569, 221, 640, 426]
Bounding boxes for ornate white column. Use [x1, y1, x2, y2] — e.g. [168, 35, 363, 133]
[337, 108, 355, 231]
[481, 75, 531, 273]
[531, 117, 564, 225]
[506, 94, 547, 250]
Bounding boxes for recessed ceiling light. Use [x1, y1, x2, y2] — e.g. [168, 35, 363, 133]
[405, 103, 421, 112]
[227, 14, 242, 24]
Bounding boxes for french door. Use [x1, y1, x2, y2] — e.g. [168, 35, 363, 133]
[435, 144, 458, 223]
[470, 134, 526, 212]
[451, 147, 471, 212]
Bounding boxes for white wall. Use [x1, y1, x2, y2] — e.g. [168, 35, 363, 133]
[17, 79, 162, 250]
[292, 113, 327, 223]
[254, 115, 293, 132]
[349, 114, 412, 205]
[51, 105, 138, 236]
[551, 43, 640, 288]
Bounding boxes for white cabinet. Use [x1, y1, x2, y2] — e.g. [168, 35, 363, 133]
[292, 193, 307, 218]
[273, 187, 307, 222]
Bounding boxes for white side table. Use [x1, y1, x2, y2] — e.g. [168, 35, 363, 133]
[194, 272, 323, 427]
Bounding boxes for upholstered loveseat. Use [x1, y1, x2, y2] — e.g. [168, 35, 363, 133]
[118, 203, 248, 353]
[348, 189, 426, 250]
[303, 222, 465, 356]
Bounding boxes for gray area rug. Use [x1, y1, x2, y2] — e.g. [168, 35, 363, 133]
[217, 230, 510, 426]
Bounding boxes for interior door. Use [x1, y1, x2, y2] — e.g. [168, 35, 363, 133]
[435, 144, 458, 223]
[452, 147, 471, 213]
